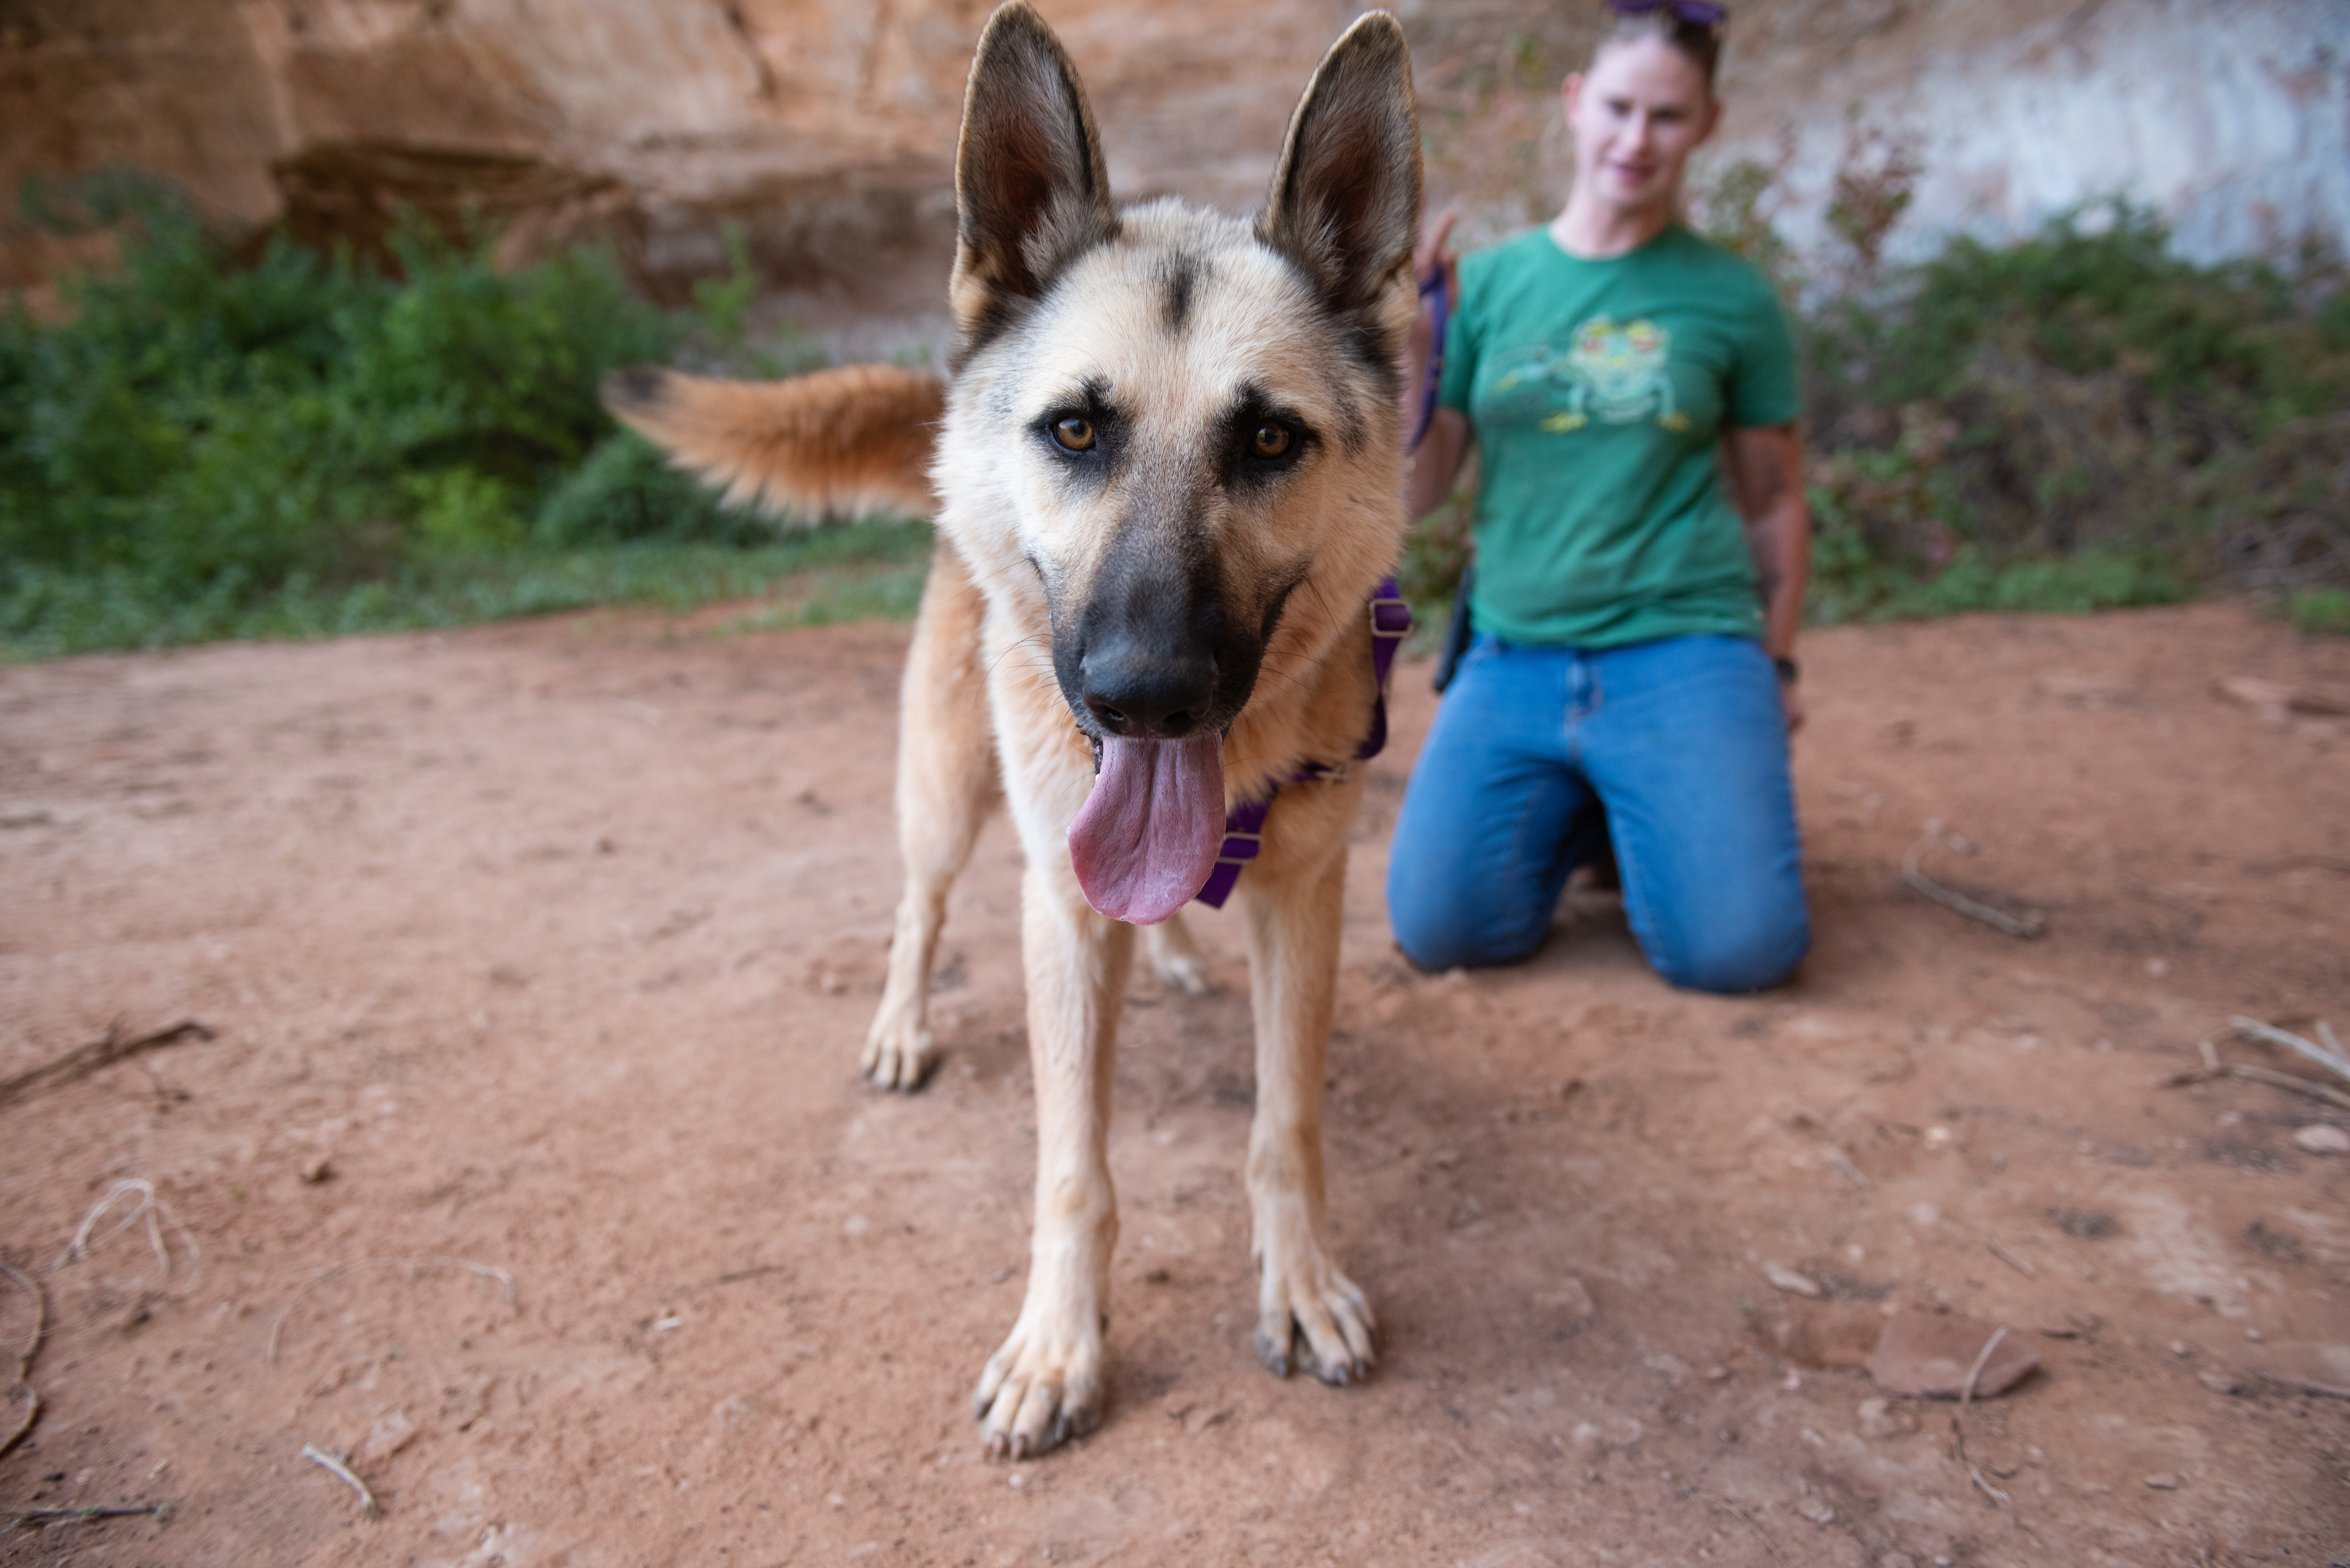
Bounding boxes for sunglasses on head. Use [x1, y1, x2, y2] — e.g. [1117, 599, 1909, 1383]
[1606, 0, 1727, 26]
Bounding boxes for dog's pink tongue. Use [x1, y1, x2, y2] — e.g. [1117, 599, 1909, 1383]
[1068, 733, 1225, 925]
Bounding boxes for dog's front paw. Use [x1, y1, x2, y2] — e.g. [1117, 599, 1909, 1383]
[1143, 917, 1212, 995]
[1253, 1234, 1376, 1386]
[973, 1309, 1104, 1459]
[861, 1006, 935, 1091]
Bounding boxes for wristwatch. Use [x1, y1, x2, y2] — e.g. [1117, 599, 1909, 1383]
[1773, 656, 1800, 686]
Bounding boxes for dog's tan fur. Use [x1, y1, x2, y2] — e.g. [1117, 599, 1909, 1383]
[609, 361, 944, 520]
[607, 2, 1419, 1457]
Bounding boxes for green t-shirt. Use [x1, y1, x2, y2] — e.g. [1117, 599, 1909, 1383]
[1438, 222, 1800, 648]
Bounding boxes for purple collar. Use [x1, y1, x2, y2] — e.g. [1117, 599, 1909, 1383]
[1191, 580, 1410, 909]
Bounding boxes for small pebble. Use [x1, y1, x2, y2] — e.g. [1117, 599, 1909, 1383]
[2197, 1370, 2242, 1395]
[2294, 1124, 2350, 1155]
[2244, 1327, 2264, 1343]
[2170, 1340, 2193, 1357]
[2143, 1472, 2182, 1490]
[1764, 1261, 1822, 1298]
[1794, 1496, 1835, 1525]
[1008, 1474, 1025, 1489]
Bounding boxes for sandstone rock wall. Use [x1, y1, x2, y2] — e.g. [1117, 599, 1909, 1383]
[3, 0, 2343, 322]
[1702, 0, 2350, 267]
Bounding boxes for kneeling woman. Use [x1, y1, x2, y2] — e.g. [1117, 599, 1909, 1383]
[1388, 0, 1811, 993]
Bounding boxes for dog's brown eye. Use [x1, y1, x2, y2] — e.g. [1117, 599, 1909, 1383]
[1052, 416, 1096, 452]
[1251, 422, 1291, 458]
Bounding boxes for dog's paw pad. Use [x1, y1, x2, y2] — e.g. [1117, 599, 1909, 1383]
[974, 1327, 1103, 1459]
[1143, 922, 1213, 995]
[1156, 954, 1212, 995]
[860, 1019, 936, 1092]
[1255, 1274, 1376, 1389]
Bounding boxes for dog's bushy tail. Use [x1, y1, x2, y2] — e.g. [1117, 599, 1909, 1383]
[601, 363, 945, 523]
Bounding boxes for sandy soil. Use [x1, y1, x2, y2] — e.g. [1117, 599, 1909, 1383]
[1, 599, 2346, 1568]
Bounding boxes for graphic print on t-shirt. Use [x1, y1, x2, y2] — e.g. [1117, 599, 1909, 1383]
[1486, 314, 1691, 434]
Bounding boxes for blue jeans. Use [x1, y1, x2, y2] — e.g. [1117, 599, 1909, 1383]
[1385, 633, 1809, 993]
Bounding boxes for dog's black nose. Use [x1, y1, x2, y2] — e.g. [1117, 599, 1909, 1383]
[1079, 650, 1216, 739]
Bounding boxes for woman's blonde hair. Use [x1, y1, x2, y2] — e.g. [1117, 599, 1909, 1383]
[1592, 4, 1724, 96]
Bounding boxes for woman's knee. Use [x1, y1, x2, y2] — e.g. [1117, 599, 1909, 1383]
[1385, 865, 1548, 972]
[1650, 901, 1810, 994]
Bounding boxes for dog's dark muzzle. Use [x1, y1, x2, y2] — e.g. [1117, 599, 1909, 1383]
[1054, 541, 1270, 746]
[1077, 640, 1218, 739]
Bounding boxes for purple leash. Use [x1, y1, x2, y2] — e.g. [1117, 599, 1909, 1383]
[1408, 267, 1448, 453]
[1190, 267, 1441, 909]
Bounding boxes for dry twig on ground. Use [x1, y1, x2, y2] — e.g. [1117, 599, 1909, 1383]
[2161, 1023, 2350, 1113]
[47, 1180, 201, 1293]
[0, 1261, 45, 1462]
[1951, 1324, 2015, 1510]
[1985, 1236, 2037, 1279]
[2228, 1015, 2350, 1085]
[0, 1019, 212, 1111]
[1901, 830, 2046, 939]
[2163, 1062, 2350, 1113]
[300, 1443, 380, 1518]
[3, 1504, 169, 1526]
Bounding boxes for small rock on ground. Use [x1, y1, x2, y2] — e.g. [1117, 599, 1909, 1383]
[1869, 1311, 2040, 1398]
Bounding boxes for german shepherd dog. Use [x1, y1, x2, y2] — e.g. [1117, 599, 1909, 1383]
[608, 2, 1420, 1457]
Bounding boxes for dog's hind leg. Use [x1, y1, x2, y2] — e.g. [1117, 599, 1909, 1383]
[974, 866, 1132, 1457]
[1240, 801, 1376, 1386]
[1142, 912, 1212, 995]
[865, 540, 998, 1090]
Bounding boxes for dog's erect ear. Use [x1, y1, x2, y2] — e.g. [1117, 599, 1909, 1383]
[948, 2, 1117, 363]
[1260, 11, 1421, 321]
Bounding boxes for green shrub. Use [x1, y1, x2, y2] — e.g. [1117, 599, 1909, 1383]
[1806, 200, 2350, 585]
[531, 429, 785, 549]
[0, 526, 937, 660]
[0, 173, 918, 657]
[2286, 587, 2350, 636]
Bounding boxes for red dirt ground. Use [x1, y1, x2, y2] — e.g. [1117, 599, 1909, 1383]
[2, 599, 2346, 1568]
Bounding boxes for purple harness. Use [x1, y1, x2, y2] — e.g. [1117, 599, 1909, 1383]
[1191, 581, 1412, 909]
[1187, 268, 1442, 910]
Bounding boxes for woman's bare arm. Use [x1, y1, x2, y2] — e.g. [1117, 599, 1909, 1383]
[1405, 407, 1472, 523]
[1722, 421, 1811, 728]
